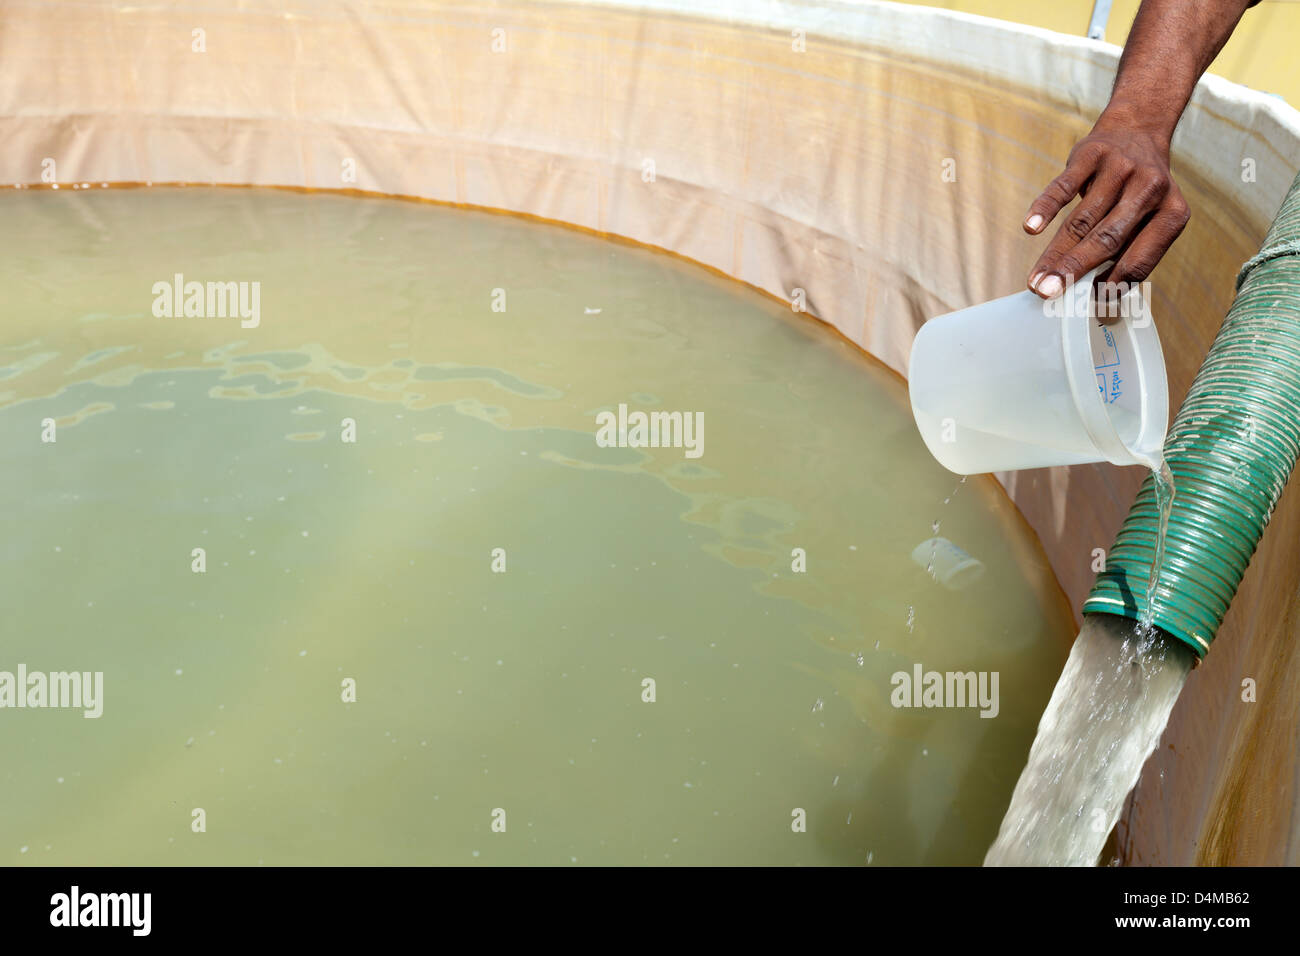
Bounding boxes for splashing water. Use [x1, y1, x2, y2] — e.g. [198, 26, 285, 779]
[984, 613, 1194, 866]
[942, 476, 966, 506]
[1140, 462, 1176, 633]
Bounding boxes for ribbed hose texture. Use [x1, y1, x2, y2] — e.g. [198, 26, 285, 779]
[1084, 171, 1300, 656]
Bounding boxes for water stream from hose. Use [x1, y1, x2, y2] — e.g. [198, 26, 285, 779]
[983, 612, 1194, 866]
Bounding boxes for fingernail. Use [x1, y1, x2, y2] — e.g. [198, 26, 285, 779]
[1029, 271, 1045, 290]
[1025, 214, 1044, 232]
[1036, 274, 1064, 298]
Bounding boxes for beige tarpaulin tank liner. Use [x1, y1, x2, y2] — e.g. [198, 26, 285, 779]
[2, 0, 1298, 864]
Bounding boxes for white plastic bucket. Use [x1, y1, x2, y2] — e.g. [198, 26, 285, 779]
[908, 269, 1168, 475]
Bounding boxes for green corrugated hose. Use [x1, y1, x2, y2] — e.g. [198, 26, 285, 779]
[1083, 170, 1300, 657]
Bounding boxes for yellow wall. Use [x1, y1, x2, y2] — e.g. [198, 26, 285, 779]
[897, 1, 1298, 107]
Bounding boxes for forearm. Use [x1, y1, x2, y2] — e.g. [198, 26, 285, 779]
[1023, 0, 1262, 292]
[1099, 0, 1259, 143]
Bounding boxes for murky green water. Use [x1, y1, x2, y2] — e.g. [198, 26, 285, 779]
[1, 187, 1072, 865]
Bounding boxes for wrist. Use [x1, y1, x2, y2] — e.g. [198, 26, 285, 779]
[1093, 100, 1178, 151]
